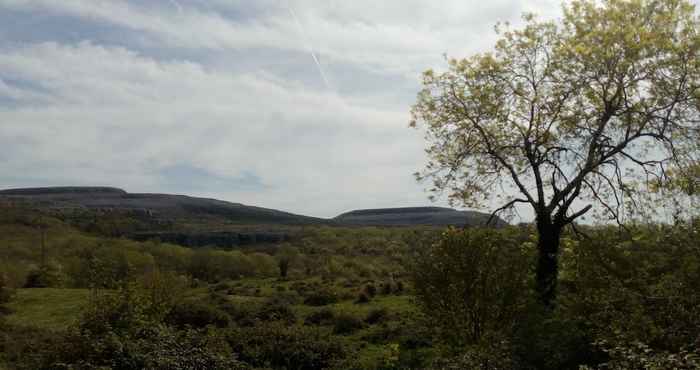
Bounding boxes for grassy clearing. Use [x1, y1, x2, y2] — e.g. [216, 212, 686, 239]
[5, 288, 90, 330]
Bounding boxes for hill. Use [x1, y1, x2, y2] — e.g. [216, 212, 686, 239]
[0, 186, 324, 226]
[0, 187, 503, 248]
[334, 206, 504, 227]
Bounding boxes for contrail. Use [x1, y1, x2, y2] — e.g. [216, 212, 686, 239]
[168, 0, 183, 14]
[286, 1, 331, 89]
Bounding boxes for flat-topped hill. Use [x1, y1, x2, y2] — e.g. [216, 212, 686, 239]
[334, 206, 503, 227]
[0, 186, 323, 225]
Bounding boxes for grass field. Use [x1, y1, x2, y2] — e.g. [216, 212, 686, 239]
[5, 288, 90, 330]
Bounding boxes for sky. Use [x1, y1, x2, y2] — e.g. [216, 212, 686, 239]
[0, 0, 574, 218]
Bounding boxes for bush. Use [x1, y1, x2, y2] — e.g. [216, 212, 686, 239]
[226, 322, 347, 369]
[165, 301, 231, 328]
[256, 300, 297, 324]
[0, 272, 14, 310]
[333, 313, 364, 335]
[305, 308, 335, 326]
[410, 227, 531, 348]
[428, 337, 517, 370]
[303, 289, 338, 306]
[23, 262, 65, 288]
[365, 308, 389, 325]
[364, 283, 377, 297]
[580, 341, 700, 370]
[355, 291, 371, 304]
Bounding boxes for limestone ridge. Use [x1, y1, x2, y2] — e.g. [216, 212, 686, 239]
[0, 187, 504, 227]
[334, 206, 506, 227]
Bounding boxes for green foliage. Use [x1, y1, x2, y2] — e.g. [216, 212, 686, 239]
[303, 288, 339, 306]
[580, 341, 700, 370]
[165, 300, 231, 329]
[561, 221, 700, 350]
[305, 308, 335, 326]
[427, 336, 516, 370]
[364, 308, 389, 325]
[255, 299, 297, 324]
[276, 244, 300, 279]
[0, 272, 13, 309]
[411, 227, 532, 348]
[226, 322, 347, 370]
[332, 313, 364, 335]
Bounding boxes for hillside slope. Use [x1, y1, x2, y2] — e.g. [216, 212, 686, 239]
[334, 206, 504, 227]
[0, 186, 324, 225]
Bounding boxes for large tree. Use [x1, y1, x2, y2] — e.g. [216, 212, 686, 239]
[410, 0, 699, 307]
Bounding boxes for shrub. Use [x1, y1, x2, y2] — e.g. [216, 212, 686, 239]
[165, 301, 231, 328]
[410, 227, 531, 348]
[333, 313, 364, 335]
[580, 341, 700, 370]
[355, 292, 371, 304]
[0, 272, 14, 311]
[428, 337, 517, 370]
[303, 289, 338, 306]
[23, 262, 65, 288]
[364, 283, 377, 297]
[365, 308, 389, 325]
[305, 308, 335, 326]
[256, 300, 297, 324]
[226, 322, 346, 369]
[380, 282, 393, 295]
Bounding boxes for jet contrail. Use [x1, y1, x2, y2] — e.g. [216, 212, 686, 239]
[286, 1, 331, 89]
[168, 0, 183, 14]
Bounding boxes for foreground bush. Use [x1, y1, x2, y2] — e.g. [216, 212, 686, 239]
[225, 322, 347, 370]
[411, 227, 532, 348]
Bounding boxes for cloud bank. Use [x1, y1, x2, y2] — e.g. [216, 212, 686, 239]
[0, 0, 578, 217]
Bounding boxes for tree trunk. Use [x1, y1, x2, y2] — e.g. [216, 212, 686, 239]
[535, 216, 562, 308]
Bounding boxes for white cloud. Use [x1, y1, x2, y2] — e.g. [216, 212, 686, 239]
[0, 0, 598, 219]
[0, 41, 428, 216]
[0, 0, 561, 77]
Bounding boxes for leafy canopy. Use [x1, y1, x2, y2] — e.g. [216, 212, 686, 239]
[411, 0, 700, 225]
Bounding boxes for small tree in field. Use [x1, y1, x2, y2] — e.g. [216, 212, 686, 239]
[276, 245, 299, 279]
[411, 0, 700, 307]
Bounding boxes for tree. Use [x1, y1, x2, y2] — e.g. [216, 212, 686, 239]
[411, 0, 700, 307]
[276, 245, 299, 279]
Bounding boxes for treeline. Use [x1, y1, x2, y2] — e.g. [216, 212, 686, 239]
[0, 206, 429, 290]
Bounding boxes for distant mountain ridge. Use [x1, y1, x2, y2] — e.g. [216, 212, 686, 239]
[0, 186, 504, 228]
[335, 206, 504, 227]
[0, 186, 324, 225]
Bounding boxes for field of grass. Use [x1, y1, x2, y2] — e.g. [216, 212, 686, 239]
[5, 288, 91, 330]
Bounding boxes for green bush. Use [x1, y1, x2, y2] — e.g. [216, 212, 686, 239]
[410, 227, 532, 348]
[165, 300, 231, 328]
[303, 289, 338, 306]
[23, 262, 66, 288]
[226, 322, 347, 369]
[365, 307, 389, 325]
[0, 271, 14, 312]
[305, 308, 335, 326]
[580, 341, 700, 370]
[333, 313, 364, 335]
[255, 300, 297, 324]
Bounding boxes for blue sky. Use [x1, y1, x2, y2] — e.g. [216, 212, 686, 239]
[0, 0, 594, 218]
